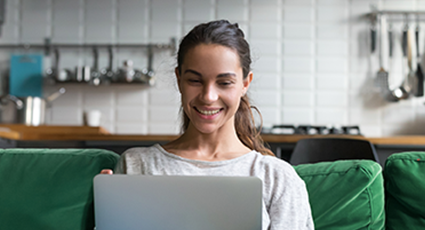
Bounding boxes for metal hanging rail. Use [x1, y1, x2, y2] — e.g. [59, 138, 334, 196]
[0, 37, 177, 55]
[369, 11, 425, 16]
[366, 11, 425, 23]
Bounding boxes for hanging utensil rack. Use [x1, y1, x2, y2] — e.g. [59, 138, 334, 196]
[0, 37, 176, 86]
[367, 10, 425, 24]
[367, 9, 425, 101]
[0, 37, 176, 55]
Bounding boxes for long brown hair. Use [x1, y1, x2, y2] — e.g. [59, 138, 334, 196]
[177, 20, 274, 156]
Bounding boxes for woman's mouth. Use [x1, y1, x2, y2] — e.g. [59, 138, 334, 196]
[195, 107, 223, 116]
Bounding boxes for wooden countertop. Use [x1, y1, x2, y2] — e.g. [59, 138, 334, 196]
[1, 124, 425, 146]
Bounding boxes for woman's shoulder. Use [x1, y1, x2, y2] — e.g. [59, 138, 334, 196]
[122, 144, 162, 156]
[251, 152, 303, 184]
[115, 144, 165, 174]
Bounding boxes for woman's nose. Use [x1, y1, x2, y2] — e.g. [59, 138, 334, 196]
[200, 84, 218, 103]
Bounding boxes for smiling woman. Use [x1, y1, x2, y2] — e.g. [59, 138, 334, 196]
[176, 44, 250, 139]
[106, 20, 314, 230]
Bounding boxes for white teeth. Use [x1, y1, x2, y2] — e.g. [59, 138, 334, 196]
[198, 108, 221, 115]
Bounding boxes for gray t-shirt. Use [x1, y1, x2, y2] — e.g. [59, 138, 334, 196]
[115, 144, 314, 230]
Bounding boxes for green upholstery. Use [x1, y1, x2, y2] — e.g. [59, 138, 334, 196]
[295, 160, 385, 230]
[0, 148, 119, 230]
[384, 152, 425, 230]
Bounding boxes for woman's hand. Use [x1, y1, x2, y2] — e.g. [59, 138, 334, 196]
[100, 169, 113, 174]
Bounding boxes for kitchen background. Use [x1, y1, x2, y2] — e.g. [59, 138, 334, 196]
[0, 0, 425, 136]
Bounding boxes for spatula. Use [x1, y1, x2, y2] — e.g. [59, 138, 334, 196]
[375, 15, 390, 90]
[374, 15, 399, 101]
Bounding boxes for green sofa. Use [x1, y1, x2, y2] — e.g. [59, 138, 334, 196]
[0, 148, 119, 230]
[294, 151, 425, 230]
[0, 148, 423, 230]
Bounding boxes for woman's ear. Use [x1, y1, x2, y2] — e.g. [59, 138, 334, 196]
[242, 71, 253, 96]
[175, 67, 182, 93]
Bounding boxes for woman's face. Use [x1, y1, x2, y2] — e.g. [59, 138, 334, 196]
[176, 44, 252, 135]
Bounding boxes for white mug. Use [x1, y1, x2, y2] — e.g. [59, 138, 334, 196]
[84, 110, 102, 127]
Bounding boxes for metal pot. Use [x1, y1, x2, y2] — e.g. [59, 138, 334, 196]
[1, 88, 66, 126]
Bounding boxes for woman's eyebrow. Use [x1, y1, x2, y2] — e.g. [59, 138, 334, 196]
[184, 69, 236, 78]
[217, 73, 237, 78]
[184, 69, 202, 76]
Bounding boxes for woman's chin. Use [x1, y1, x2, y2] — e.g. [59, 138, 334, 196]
[191, 123, 220, 135]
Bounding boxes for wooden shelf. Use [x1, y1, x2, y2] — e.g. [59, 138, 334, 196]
[1, 125, 425, 146]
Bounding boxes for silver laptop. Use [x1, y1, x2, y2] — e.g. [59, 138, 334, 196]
[93, 175, 262, 230]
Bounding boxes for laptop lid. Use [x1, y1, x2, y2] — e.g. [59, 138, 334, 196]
[93, 175, 262, 230]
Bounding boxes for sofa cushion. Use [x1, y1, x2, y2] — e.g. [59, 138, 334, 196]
[384, 151, 425, 230]
[0, 148, 119, 230]
[294, 160, 385, 230]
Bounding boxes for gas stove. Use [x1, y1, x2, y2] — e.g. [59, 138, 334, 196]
[261, 125, 362, 136]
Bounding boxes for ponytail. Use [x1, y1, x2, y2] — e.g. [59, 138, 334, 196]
[234, 96, 274, 156]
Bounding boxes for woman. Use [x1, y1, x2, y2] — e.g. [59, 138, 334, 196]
[102, 20, 314, 230]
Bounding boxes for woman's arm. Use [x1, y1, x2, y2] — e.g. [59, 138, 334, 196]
[100, 169, 113, 174]
[268, 170, 314, 230]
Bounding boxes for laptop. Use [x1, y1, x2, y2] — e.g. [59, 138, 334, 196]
[93, 175, 262, 230]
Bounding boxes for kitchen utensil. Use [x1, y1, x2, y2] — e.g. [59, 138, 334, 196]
[89, 47, 101, 86]
[0, 94, 23, 109]
[9, 54, 43, 97]
[401, 24, 417, 97]
[117, 59, 135, 82]
[375, 14, 389, 89]
[16, 87, 66, 126]
[389, 22, 416, 100]
[58, 68, 73, 82]
[45, 48, 59, 81]
[75, 65, 83, 82]
[386, 23, 407, 100]
[0, 0, 5, 36]
[83, 66, 91, 82]
[145, 45, 155, 86]
[126, 46, 156, 85]
[371, 23, 377, 53]
[55, 49, 74, 82]
[414, 24, 424, 96]
[99, 46, 114, 85]
[375, 15, 398, 101]
[389, 23, 393, 58]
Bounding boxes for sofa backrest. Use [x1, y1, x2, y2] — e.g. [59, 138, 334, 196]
[384, 151, 425, 230]
[295, 160, 385, 230]
[0, 148, 119, 230]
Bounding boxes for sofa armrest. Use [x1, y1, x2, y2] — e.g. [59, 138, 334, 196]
[384, 151, 425, 230]
[295, 160, 385, 230]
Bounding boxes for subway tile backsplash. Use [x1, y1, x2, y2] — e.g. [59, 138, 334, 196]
[1, 0, 425, 137]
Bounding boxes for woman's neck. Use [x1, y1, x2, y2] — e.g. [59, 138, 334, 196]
[163, 123, 251, 161]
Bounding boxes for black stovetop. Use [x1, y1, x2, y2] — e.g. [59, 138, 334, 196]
[261, 125, 361, 135]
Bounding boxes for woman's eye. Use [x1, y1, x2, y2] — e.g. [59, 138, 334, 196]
[219, 81, 232, 86]
[188, 79, 201, 83]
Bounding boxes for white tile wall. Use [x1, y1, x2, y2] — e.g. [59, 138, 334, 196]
[0, 0, 19, 44]
[85, 0, 115, 43]
[183, 0, 214, 22]
[117, 0, 148, 43]
[282, 108, 314, 124]
[1, 0, 425, 136]
[21, 0, 50, 43]
[283, 7, 314, 23]
[52, 0, 81, 43]
[217, 0, 248, 22]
